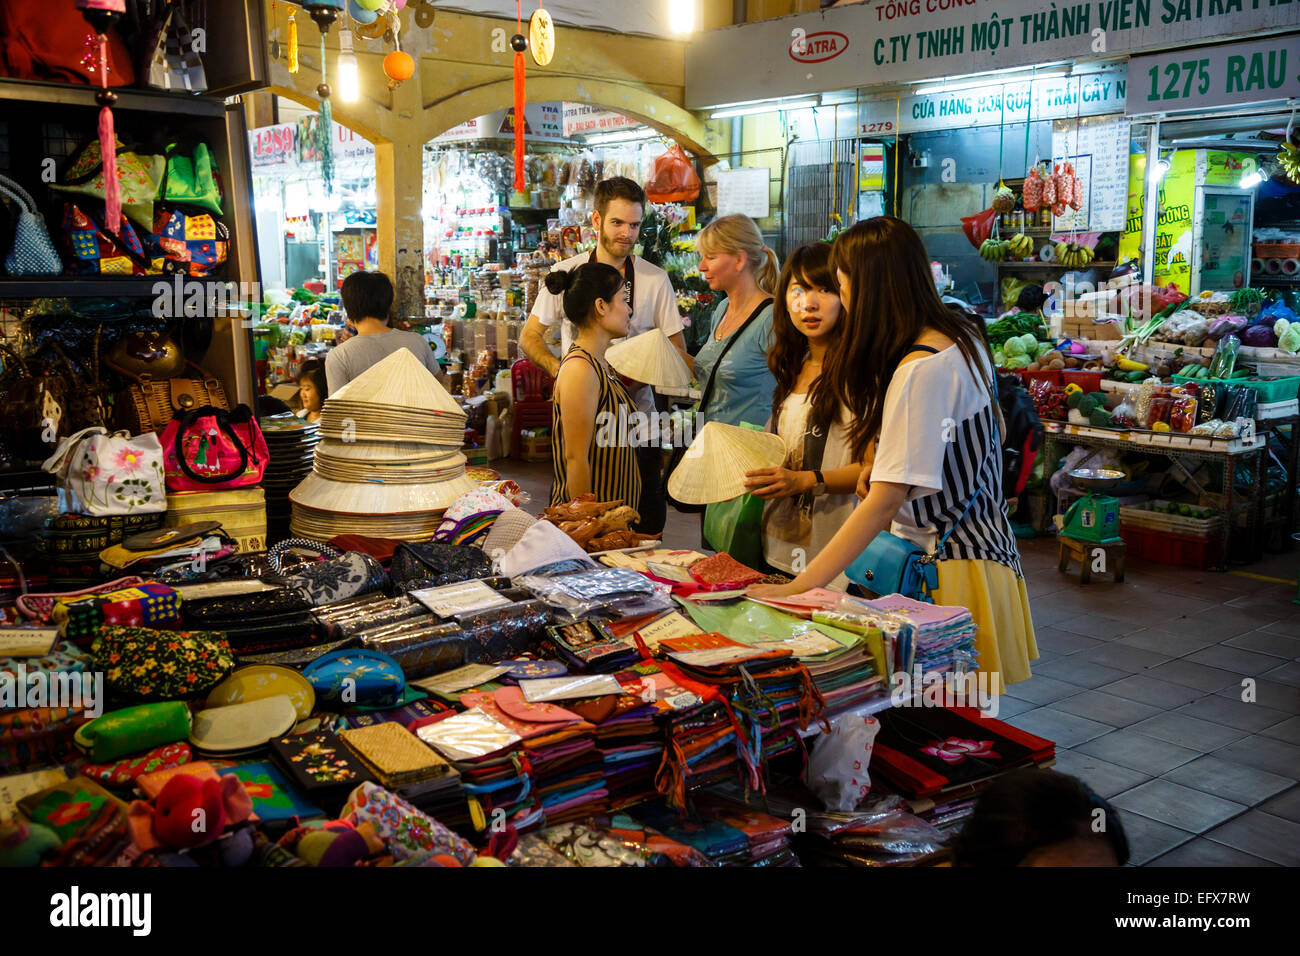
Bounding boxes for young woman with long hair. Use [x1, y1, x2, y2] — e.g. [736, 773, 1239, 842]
[749, 217, 1037, 692]
[547, 263, 641, 511]
[742, 244, 865, 586]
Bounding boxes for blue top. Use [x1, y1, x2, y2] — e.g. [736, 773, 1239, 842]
[692, 296, 776, 430]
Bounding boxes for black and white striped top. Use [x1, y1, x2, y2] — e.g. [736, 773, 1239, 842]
[871, 344, 1024, 577]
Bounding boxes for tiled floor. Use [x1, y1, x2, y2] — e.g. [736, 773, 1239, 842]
[503, 458, 1300, 866]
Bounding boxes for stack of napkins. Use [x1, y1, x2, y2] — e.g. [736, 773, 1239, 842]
[855, 594, 978, 677]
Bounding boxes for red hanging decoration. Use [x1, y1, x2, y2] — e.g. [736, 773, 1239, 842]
[511, 1, 527, 196]
[95, 36, 121, 233]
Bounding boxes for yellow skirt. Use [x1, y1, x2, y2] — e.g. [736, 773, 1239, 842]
[932, 559, 1038, 693]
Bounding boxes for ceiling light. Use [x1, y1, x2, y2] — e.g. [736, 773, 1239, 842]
[337, 29, 360, 103]
[1239, 169, 1265, 189]
[711, 99, 818, 119]
[915, 68, 1069, 96]
[668, 0, 695, 35]
[1149, 156, 1171, 183]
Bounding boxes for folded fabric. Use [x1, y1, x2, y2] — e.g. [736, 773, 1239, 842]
[341, 782, 475, 865]
[537, 822, 645, 867]
[0, 641, 90, 684]
[81, 742, 193, 786]
[76, 701, 193, 763]
[91, 626, 234, 701]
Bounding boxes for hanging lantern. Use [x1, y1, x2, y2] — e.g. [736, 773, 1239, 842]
[74, 0, 124, 34]
[299, 0, 345, 33]
[288, 11, 300, 72]
[347, 0, 379, 24]
[384, 50, 414, 89]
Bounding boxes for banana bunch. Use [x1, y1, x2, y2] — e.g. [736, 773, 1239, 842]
[1007, 233, 1034, 259]
[1278, 142, 1300, 182]
[1055, 241, 1095, 267]
[980, 239, 1010, 262]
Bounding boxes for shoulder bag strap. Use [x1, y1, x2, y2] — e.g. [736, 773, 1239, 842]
[171, 404, 250, 484]
[695, 297, 772, 415]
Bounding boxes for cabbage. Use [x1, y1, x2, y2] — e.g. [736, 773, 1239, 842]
[1018, 333, 1038, 351]
[1241, 324, 1278, 348]
[1003, 338, 1027, 358]
[1280, 324, 1300, 354]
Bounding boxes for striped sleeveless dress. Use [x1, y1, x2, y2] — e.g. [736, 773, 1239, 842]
[550, 345, 642, 509]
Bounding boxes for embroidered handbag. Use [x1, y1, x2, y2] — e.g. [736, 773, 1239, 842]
[107, 357, 230, 436]
[0, 174, 61, 275]
[90, 626, 235, 701]
[52, 581, 182, 643]
[161, 404, 268, 492]
[389, 541, 493, 592]
[150, 205, 229, 276]
[283, 552, 389, 607]
[42, 425, 167, 517]
[145, 3, 208, 93]
[50, 138, 165, 232]
[61, 200, 165, 275]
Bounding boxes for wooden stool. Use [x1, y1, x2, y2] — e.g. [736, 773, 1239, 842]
[1058, 536, 1125, 584]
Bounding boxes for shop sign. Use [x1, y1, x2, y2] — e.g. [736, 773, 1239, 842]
[786, 68, 1126, 139]
[684, 0, 1300, 109]
[436, 103, 568, 143]
[249, 123, 297, 168]
[295, 117, 375, 166]
[1126, 35, 1300, 116]
[562, 103, 641, 137]
[1117, 150, 1197, 289]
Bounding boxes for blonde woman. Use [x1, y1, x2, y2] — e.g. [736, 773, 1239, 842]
[693, 214, 779, 430]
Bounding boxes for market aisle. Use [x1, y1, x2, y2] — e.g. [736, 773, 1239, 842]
[504, 456, 1299, 867]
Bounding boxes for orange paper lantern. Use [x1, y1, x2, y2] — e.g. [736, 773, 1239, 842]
[383, 50, 414, 84]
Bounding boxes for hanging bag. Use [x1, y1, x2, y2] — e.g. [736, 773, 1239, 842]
[0, 343, 67, 459]
[845, 490, 982, 603]
[160, 404, 268, 492]
[41, 425, 167, 517]
[106, 355, 229, 435]
[0, 174, 61, 276]
[145, 1, 208, 93]
[701, 490, 765, 568]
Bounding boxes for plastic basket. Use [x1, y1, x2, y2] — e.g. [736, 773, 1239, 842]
[1120, 523, 1222, 569]
[1061, 369, 1104, 392]
[1019, 368, 1063, 387]
[1119, 500, 1221, 537]
[1171, 373, 1300, 403]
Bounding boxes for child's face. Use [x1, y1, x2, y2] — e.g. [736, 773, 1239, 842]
[299, 378, 322, 413]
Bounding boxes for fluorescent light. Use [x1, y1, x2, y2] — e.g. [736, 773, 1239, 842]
[711, 99, 818, 119]
[915, 69, 1068, 96]
[337, 29, 359, 103]
[1240, 169, 1265, 189]
[668, 0, 695, 34]
[1149, 157, 1171, 183]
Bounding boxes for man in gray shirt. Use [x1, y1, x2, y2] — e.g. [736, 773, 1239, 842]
[325, 271, 440, 394]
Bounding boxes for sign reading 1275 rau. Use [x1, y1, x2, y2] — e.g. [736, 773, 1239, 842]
[684, 0, 1300, 109]
[1126, 35, 1300, 115]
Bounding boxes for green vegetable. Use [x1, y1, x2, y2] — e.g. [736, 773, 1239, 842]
[993, 350, 1006, 367]
[1018, 332, 1039, 351]
[1004, 338, 1027, 358]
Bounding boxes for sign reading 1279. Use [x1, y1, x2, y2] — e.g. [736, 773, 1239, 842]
[1126, 36, 1300, 115]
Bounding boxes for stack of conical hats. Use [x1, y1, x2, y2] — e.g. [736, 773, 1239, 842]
[290, 349, 477, 540]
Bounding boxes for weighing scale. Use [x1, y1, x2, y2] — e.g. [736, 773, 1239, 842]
[1060, 468, 1124, 544]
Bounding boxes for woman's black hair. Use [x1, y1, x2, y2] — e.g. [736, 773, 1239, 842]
[1017, 285, 1048, 313]
[952, 768, 1130, 866]
[297, 357, 328, 401]
[544, 262, 624, 329]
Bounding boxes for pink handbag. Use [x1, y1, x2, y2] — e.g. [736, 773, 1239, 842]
[160, 404, 268, 492]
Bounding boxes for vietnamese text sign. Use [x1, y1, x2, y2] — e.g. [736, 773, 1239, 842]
[685, 0, 1300, 109]
[562, 103, 642, 137]
[249, 123, 297, 169]
[1052, 113, 1131, 231]
[716, 168, 771, 219]
[1127, 35, 1300, 115]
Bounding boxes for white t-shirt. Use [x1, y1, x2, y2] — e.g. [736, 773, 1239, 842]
[870, 345, 1022, 574]
[531, 252, 683, 416]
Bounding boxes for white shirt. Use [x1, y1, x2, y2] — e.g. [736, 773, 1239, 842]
[531, 251, 683, 416]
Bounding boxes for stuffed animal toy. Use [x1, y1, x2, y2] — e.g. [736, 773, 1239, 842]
[127, 770, 256, 864]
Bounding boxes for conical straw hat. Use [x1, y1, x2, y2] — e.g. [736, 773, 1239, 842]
[314, 439, 463, 465]
[327, 347, 464, 416]
[606, 329, 693, 389]
[666, 421, 786, 505]
[290, 471, 479, 515]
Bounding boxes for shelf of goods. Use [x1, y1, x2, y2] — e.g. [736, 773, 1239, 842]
[995, 261, 1118, 271]
[0, 2, 267, 413]
[1038, 424, 1266, 571]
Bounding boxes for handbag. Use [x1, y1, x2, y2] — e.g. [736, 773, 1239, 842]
[48, 337, 111, 431]
[107, 356, 230, 436]
[50, 138, 165, 231]
[145, 2, 207, 93]
[284, 552, 389, 607]
[701, 492, 765, 569]
[42, 425, 166, 516]
[389, 541, 494, 592]
[61, 200, 165, 275]
[0, 344, 67, 459]
[845, 490, 983, 602]
[666, 297, 772, 514]
[90, 625, 235, 701]
[161, 404, 268, 492]
[0, 174, 61, 275]
[159, 138, 223, 216]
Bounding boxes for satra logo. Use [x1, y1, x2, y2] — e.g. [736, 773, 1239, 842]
[789, 30, 849, 63]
